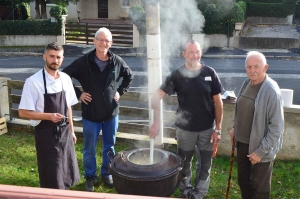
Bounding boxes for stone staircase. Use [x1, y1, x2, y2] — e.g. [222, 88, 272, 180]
[238, 17, 300, 49]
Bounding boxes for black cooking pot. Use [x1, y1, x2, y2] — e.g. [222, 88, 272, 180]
[108, 148, 183, 197]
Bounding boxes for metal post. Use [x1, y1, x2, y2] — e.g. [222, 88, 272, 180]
[86, 23, 88, 45]
[146, 1, 163, 146]
[227, 23, 230, 48]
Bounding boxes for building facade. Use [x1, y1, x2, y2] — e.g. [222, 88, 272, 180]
[29, 0, 142, 20]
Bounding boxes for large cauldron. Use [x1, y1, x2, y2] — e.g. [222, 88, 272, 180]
[108, 148, 183, 197]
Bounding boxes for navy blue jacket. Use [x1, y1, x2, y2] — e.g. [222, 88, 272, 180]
[62, 49, 134, 122]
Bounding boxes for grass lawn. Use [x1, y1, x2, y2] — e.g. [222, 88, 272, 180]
[0, 130, 299, 198]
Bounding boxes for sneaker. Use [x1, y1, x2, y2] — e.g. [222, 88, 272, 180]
[186, 191, 196, 199]
[85, 176, 95, 192]
[181, 187, 194, 199]
[102, 176, 113, 187]
[186, 191, 203, 199]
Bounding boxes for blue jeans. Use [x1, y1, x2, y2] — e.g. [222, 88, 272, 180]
[82, 116, 118, 179]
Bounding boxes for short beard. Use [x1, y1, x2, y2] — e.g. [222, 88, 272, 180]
[46, 62, 60, 71]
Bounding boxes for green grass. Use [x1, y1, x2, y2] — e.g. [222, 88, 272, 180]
[0, 130, 299, 198]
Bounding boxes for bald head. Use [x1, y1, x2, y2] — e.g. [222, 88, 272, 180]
[183, 40, 201, 52]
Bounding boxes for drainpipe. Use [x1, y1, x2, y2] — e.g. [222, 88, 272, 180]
[145, 1, 163, 146]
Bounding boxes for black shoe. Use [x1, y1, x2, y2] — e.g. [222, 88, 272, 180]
[102, 176, 113, 187]
[85, 176, 95, 192]
[181, 187, 194, 199]
[186, 191, 196, 199]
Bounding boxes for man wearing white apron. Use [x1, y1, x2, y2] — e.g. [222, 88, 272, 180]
[19, 42, 80, 189]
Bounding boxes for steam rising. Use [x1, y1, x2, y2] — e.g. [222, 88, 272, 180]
[160, 0, 205, 57]
[180, 67, 201, 78]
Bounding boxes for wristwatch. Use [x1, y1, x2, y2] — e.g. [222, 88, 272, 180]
[215, 129, 222, 135]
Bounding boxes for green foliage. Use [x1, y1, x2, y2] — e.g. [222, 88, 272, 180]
[295, 0, 300, 18]
[246, 0, 297, 17]
[130, 0, 245, 37]
[1, 0, 31, 8]
[50, 5, 63, 19]
[49, 5, 68, 19]
[251, 0, 283, 2]
[61, 7, 68, 15]
[0, 1, 29, 20]
[52, 0, 81, 6]
[201, 1, 246, 36]
[203, 4, 223, 34]
[20, 3, 28, 20]
[129, 5, 146, 34]
[0, 19, 61, 35]
[284, 0, 299, 14]
[227, 1, 247, 26]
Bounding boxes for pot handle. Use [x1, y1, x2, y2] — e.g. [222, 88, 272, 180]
[121, 153, 127, 162]
[107, 151, 114, 161]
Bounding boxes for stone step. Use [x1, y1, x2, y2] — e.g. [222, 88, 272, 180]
[239, 24, 300, 49]
[239, 36, 299, 49]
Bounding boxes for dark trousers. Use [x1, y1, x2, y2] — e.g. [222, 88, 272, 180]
[237, 142, 273, 199]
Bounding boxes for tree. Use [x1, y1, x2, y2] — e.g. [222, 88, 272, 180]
[33, 0, 47, 19]
[34, 0, 41, 19]
[34, 0, 80, 19]
[1, 0, 31, 20]
[53, 0, 81, 6]
[2, 0, 31, 7]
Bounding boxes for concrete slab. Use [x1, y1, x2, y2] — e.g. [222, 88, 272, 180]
[242, 24, 300, 39]
[240, 24, 300, 49]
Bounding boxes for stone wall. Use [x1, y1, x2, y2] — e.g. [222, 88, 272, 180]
[246, 15, 294, 25]
[0, 35, 59, 46]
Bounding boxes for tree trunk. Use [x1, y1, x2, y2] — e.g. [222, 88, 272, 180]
[35, 0, 41, 19]
[40, 0, 47, 19]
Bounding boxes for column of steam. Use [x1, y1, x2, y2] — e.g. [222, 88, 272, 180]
[146, 1, 163, 164]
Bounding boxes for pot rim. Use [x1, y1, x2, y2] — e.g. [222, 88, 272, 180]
[109, 164, 182, 180]
[109, 148, 183, 180]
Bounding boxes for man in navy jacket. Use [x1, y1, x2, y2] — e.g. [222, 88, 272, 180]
[63, 27, 134, 191]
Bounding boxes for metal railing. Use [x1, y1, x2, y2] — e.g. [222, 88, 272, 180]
[65, 22, 133, 47]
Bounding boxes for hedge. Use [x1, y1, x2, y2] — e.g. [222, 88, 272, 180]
[202, 1, 246, 36]
[295, 0, 300, 18]
[130, 1, 246, 37]
[250, 0, 283, 3]
[0, 20, 61, 35]
[246, 0, 297, 17]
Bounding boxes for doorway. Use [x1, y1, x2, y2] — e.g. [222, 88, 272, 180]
[98, 0, 108, 18]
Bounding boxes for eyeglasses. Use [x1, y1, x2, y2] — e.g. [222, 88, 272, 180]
[95, 38, 112, 43]
[54, 117, 69, 141]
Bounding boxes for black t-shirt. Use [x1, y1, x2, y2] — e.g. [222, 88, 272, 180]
[160, 64, 223, 131]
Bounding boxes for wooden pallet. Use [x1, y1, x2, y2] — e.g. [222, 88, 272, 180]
[0, 117, 8, 135]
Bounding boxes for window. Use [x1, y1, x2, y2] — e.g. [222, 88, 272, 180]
[122, 0, 130, 7]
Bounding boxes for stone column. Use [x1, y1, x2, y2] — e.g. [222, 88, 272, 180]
[0, 77, 11, 119]
[146, 1, 163, 146]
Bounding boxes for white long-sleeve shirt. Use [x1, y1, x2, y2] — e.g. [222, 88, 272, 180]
[19, 68, 78, 126]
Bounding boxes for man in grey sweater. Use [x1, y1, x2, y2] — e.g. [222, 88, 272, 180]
[230, 51, 284, 199]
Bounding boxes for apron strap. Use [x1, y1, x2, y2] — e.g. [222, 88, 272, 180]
[42, 69, 48, 94]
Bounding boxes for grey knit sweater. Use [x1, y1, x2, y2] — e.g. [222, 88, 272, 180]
[234, 75, 284, 162]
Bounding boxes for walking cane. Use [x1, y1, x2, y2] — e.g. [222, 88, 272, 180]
[225, 138, 235, 199]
